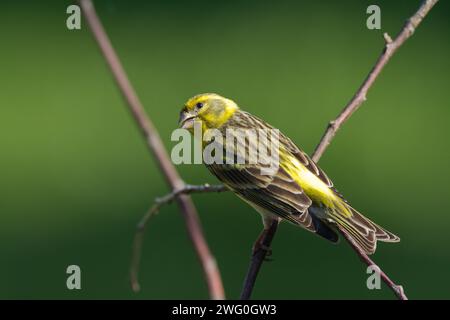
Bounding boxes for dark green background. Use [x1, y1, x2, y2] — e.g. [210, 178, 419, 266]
[1, 0, 449, 299]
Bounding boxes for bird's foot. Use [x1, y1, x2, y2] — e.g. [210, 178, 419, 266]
[252, 230, 273, 261]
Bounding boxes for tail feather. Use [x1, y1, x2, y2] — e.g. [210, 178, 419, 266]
[328, 206, 400, 255]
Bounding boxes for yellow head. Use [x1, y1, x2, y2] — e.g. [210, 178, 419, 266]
[179, 93, 239, 132]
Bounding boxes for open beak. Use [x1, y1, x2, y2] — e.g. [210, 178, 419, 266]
[179, 110, 197, 130]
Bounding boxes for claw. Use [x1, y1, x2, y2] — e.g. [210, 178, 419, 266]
[252, 241, 273, 257]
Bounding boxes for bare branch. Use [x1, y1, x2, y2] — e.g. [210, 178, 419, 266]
[312, 0, 439, 162]
[130, 204, 160, 293]
[156, 184, 229, 205]
[240, 221, 278, 300]
[240, 0, 438, 300]
[338, 227, 407, 300]
[78, 0, 225, 299]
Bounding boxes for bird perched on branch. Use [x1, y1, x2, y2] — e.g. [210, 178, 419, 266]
[178, 93, 399, 255]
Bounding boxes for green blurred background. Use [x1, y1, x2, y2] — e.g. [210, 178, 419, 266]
[1, 0, 449, 299]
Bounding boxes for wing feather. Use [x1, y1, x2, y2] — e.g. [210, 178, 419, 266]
[206, 111, 318, 233]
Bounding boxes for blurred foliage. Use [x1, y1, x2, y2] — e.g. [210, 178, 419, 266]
[0, 0, 449, 299]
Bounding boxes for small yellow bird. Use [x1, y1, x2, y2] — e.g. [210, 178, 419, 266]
[179, 93, 399, 255]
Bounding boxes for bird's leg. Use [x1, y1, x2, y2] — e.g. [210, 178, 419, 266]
[252, 228, 273, 257]
[252, 217, 279, 259]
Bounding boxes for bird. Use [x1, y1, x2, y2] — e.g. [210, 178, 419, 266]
[178, 93, 400, 255]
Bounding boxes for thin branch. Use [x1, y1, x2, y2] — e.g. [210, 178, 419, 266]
[338, 227, 407, 300]
[130, 184, 228, 292]
[312, 0, 439, 162]
[240, 0, 438, 300]
[240, 221, 278, 300]
[78, 0, 225, 299]
[156, 184, 229, 205]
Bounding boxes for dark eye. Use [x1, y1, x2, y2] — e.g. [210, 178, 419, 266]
[196, 102, 203, 109]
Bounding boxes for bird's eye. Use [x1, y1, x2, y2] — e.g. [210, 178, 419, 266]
[196, 102, 204, 109]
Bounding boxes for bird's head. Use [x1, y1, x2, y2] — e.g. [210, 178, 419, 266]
[179, 93, 239, 132]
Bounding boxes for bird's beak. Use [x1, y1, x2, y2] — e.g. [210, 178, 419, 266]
[179, 110, 197, 130]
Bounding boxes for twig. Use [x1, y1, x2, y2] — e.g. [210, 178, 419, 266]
[240, 0, 438, 300]
[312, 0, 439, 162]
[130, 184, 228, 291]
[78, 0, 225, 299]
[338, 227, 407, 300]
[155, 184, 228, 205]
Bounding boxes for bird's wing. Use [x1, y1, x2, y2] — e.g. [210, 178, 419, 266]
[232, 110, 335, 189]
[207, 162, 315, 231]
[206, 112, 317, 232]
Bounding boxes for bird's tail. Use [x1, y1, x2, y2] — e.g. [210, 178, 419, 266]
[328, 205, 400, 255]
